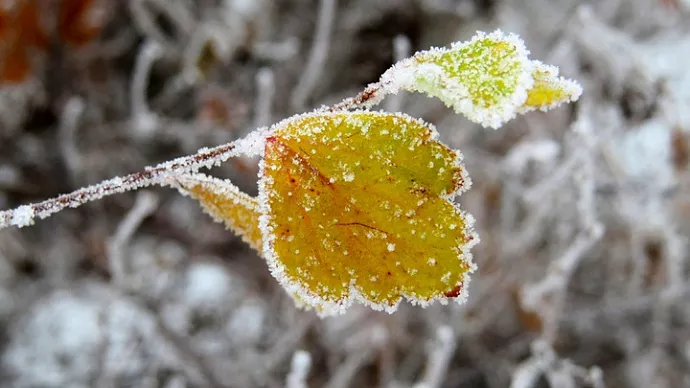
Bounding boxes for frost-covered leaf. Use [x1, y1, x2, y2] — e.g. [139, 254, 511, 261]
[519, 61, 583, 113]
[381, 30, 534, 129]
[378, 30, 582, 128]
[259, 111, 477, 316]
[176, 174, 263, 252]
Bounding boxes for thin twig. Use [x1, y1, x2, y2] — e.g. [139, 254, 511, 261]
[131, 40, 163, 136]
[291, 0, 337, 111]
[323, 82, 387, 112]
[0, 128, 267, 229]
[107, 191, 160, 286]
[58, 97, 86, 184]
[286, 350, 312, 388]
[254, 68, 275, 129]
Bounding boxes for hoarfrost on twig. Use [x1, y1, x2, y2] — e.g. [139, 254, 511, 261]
[0, 129, 267, 230]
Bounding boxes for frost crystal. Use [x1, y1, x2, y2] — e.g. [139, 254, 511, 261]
[10, 205, 35, 227]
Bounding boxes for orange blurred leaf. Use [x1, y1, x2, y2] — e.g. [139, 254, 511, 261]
[0, 0, 47, 84]
[59, 0, 107, 47]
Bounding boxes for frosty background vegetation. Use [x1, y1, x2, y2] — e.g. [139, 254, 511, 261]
[0, 0, 689, 387]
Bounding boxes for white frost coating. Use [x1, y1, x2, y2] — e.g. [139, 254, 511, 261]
[379, 30, 535, 129]
[233, 125, 270, 157]
[10, 205, 34, 227]
[286, 350, 312, 388]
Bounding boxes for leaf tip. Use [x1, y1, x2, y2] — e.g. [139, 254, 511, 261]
[520, 61, 583, 113]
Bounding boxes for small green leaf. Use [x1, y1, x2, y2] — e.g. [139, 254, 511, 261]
[259, 111, 477, 315]
[381, 30, 534, 129]
[378, 30, 582, 128]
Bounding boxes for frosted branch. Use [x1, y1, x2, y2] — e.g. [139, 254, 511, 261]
[324, 82, 388, 112]
[0, 129, 268, 230]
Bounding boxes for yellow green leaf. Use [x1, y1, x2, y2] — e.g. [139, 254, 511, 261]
[380, 30, 534, 129]
[259, 111, 477, 315]
[176, 173, 263, 252]
[520, 61, 583, 113]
